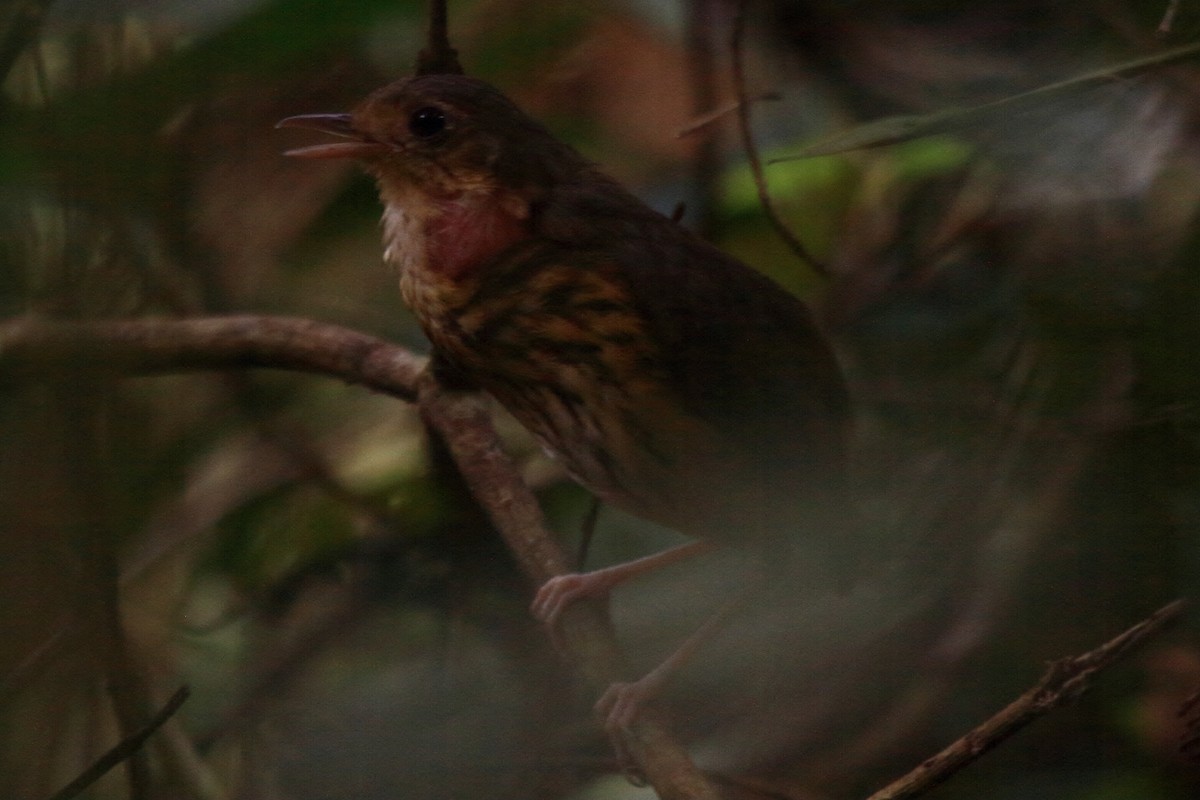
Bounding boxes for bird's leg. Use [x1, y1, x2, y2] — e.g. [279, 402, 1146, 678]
[594, 576, 756, 736]
[532, 536, 723, 779]
[530, 539, 716, 634]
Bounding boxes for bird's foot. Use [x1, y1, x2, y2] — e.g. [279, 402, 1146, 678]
[532, 542, 715, 640]
[594, 676, 666, 786]
[530, 569, 619, 636]
[595, 677, 659, 733]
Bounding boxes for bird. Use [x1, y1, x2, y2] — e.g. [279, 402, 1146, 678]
[278, 72, 852, 734]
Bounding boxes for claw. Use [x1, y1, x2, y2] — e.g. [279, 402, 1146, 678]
[531, 573, 587, 625]
[532, 541, 716, 647]
[531, 570, 619, 652]
[595, 680, 656, 786]
[596, 680, 652, 732]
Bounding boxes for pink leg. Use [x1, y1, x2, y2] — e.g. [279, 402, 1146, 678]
[530, 539, 715, 629]
[594, 585, 751, 733]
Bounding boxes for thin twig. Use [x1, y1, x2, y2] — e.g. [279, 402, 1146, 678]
[865, 599, 1188, 800]
[46, 686, 190, 800]
[677, 92, 780, 139]
[730, 0, 828, 277]
[415, 0, 463, 75]
[780, 39, 1200, 159]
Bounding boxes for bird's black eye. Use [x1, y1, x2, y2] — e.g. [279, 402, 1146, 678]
[408, 106, 447, 139]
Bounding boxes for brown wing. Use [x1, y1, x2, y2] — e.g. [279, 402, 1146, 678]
[537, 182, 848, 456]
[524, 179, 853, 543]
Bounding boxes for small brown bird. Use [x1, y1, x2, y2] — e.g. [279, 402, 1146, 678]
[279, 73, 851, 730]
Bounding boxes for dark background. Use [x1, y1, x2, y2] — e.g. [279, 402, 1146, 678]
[1, 1, 1198, 798]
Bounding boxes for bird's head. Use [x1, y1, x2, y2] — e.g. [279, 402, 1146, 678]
[278, 74, 585, 201]
[279, 74, 601, 279]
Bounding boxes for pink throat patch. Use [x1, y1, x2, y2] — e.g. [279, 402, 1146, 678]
[424, 196, 529, 280]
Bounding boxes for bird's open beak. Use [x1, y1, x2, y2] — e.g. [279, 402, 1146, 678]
[276, 113, 389, 159]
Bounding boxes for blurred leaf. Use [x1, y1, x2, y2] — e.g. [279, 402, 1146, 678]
[726, 137, 972, 219]
[720, 136, 973, 293]
[213, 484, 359, 590]
[723, 150, 852, 217]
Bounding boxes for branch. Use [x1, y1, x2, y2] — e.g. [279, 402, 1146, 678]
[730, 0, 828, 278]
[47, 686, 190, 800]
[0, 315, 427, 400]
[866, 599, 1188, 800]
[418, 377, 722, 800]
[0, 314, 721, 799]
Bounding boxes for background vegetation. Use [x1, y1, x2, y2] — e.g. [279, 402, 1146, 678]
[1, 1, 1199, 798]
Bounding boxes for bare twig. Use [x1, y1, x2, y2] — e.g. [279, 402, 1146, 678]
[866, 599, 1188, 800]
[677, 92, 780, 139]
[46, 686, 190, 800]
[415, 0, 463, 75]
[730, 0, 828, 277]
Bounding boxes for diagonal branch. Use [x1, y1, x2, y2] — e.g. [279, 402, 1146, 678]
[866, 599, 1188, 800]
[418, 376, 721, 799]
[0, 313, 721, 800]
[0, 315, 427, 400]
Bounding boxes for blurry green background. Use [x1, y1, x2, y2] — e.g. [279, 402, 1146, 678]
[2, 1, 1199, 798]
